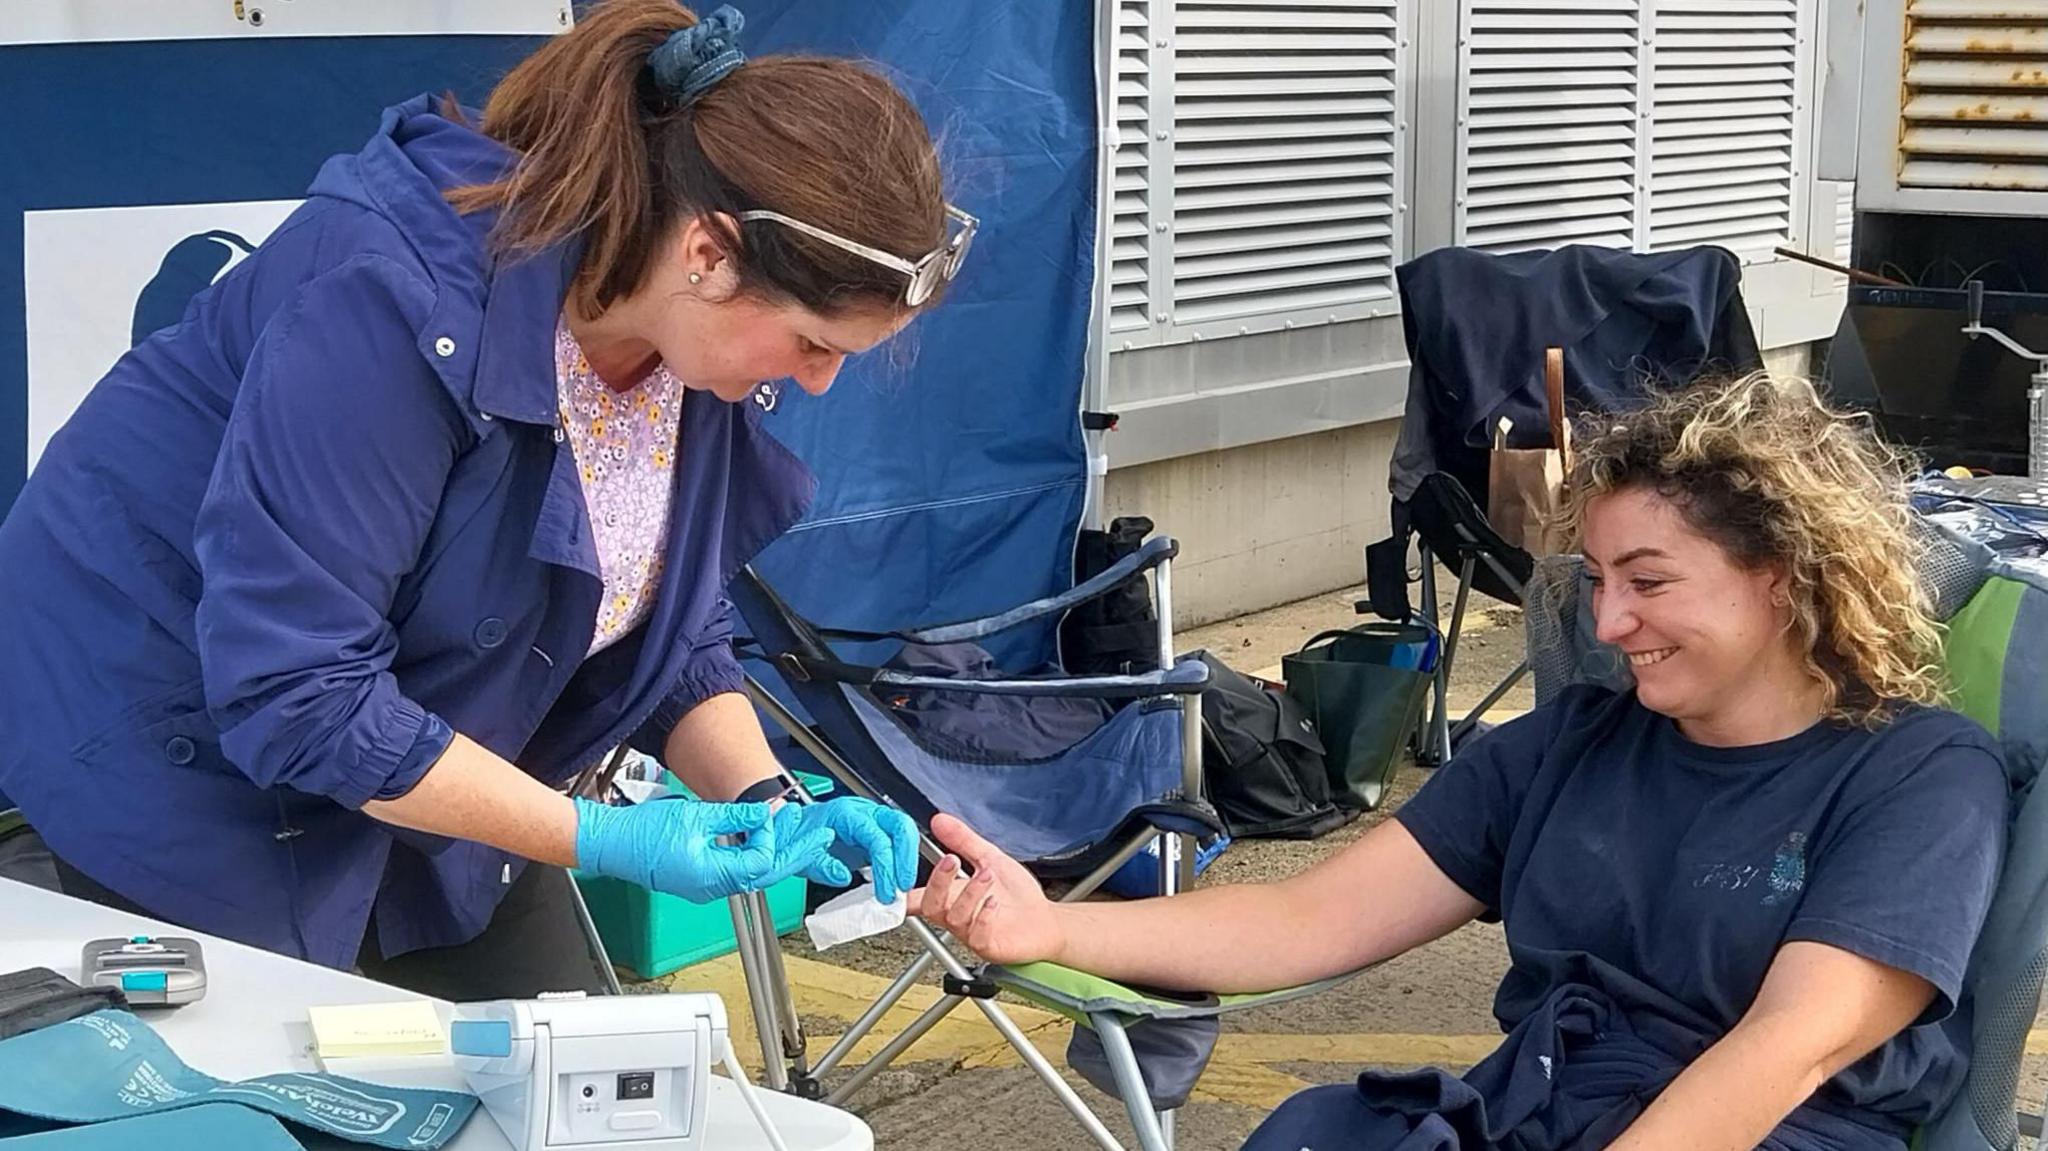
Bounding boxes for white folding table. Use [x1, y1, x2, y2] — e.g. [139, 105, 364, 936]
[0, 878, 870, 1151]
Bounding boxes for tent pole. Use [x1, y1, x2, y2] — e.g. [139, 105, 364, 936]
[1080, 0, 1116, 533]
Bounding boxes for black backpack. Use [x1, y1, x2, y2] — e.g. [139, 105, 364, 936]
[1191, 651, 1355, 840]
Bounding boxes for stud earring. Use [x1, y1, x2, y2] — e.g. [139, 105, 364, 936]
[689, 272, 702, 284]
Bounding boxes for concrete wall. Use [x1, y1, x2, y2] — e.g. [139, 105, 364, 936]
[1762, 342, 1814, 380]
[1106, 340, 1819, 629]
[1102, 418, 1401, 628]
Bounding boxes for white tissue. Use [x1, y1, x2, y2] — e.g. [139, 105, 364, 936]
[803, 882, 907, 951]
[613, 777, 667, 805]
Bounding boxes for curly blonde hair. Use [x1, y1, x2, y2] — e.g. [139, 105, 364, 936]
[1559, 372, 1945, 725]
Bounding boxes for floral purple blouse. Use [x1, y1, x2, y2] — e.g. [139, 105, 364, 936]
[554, 317, 685, 655]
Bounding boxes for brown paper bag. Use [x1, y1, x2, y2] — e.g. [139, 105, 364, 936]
[1485, 347, 1574, 556]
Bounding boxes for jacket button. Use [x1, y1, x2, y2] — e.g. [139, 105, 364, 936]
[475, 618, 508, 648]
[164, 736, 196, 766]
[434, 336, 456, 358]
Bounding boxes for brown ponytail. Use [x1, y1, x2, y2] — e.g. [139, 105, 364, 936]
[446, 0, 947, 319]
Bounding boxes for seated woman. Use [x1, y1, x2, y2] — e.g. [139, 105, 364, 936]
[911, 373, 2009, 1151]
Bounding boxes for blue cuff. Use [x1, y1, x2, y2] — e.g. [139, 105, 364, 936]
[629, 643, 746, 758]
[369, 710, 456, 804]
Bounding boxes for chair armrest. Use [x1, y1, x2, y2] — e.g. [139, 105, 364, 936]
[782, 653, 1210, 699]
[989, 961, 1377, 1026]
[901, 537, 1180, 645]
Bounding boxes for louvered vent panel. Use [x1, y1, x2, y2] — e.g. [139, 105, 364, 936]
[1111, 0, 1156, 332]
[1460, 0, 1642, 252]
[1169, 0, 1401, 326]
[1646, 0, 1800, 252]
[1899, 0, 2048, 191]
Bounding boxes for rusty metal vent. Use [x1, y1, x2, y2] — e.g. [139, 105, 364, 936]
[1901, 0, 2048, 190]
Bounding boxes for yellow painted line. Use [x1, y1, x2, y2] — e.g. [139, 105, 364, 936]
[1188, 1060, 1316, 1110]
[1218, 1032, 1503, 1067]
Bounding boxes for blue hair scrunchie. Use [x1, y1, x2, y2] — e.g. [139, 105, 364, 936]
[649, 5, 747, 105]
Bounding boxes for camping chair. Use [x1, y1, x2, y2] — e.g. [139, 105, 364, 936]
[1523, 512, 2048, 1151]
[725, 535, 1234, 1150]
[1394, 472, 1537, 766]
[1368, 244, 1763, 765]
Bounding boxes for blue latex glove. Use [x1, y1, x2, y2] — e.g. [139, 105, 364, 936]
[773, 798, 922, 905]
[573, 796, 837, 903]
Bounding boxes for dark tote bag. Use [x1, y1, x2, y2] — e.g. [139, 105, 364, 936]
[1282, 624, 1438, 811]
[1060, 516, 1161, 675]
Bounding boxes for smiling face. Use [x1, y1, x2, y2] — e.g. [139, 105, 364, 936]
[1581, 485, 1818, 745]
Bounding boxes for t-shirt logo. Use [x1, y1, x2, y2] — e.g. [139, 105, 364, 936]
[1760, 831, 1808, 906]
[1690, 830, 1808, 905]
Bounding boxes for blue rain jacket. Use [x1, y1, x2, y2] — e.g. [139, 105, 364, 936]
[0, 96, 815, 968]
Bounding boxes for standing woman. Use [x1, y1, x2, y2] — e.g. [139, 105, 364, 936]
[0, 0, 966, 998]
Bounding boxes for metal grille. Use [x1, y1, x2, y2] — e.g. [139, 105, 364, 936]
[1110, 0, 1155, 333]
[1913, 515, 1995, 620]
[1525, 555, 1589, 704]
[1458, 0, 1642, 252]
[1455, 0, 1807, 256]
[1166, 0, 1401, 326]
[1645, 0, 1801, 253]
[1969, 948, 2047, 1148]
[1899, 0, 2048, 192]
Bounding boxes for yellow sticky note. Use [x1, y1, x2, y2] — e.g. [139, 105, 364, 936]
[308, 1001, 447, 1059]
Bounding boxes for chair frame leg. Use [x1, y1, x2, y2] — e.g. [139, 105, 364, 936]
[1151, 557, 1195, 1151]
[729, 892, 793, 1092]
[1415, 531, 1534, 766]
[749, 885, 812, 1080]
[731, 908, 1135, 1150]
[566, 869, 624, 997]
[1091, 1013, 1173, 1151]
[1414, 544, 1445, 761]
[1449, 658, 1529, 746]
[808, 950, 937, 1079]
[1419, 552, 1477, 766]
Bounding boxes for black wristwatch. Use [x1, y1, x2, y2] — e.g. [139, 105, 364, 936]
[733, 776, 802, 805]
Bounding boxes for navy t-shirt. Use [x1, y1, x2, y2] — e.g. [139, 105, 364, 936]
[1395, 686, 2008, 1137]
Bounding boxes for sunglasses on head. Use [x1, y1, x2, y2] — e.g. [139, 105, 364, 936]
[736, 205, 977, 308]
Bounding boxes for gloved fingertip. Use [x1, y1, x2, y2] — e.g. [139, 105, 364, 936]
[801, 826, 839, 857]
[711, 801, 774, 836]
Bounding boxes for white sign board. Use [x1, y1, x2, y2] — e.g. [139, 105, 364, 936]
[22, 200, 300, 472]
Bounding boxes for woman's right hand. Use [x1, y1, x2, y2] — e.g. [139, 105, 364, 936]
[572, 795, 835, 903]
[907, 814, 1066, 966]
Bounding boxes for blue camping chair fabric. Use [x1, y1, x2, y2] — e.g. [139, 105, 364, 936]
[719, 536, 1223, 1151]
[729, 540, 1220, 881]
[1523, 507, 2048, 1151]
